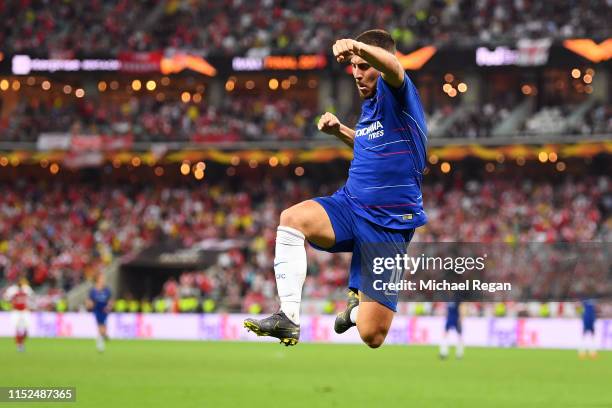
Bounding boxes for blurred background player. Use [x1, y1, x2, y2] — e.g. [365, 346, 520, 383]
[440, 300, 464, 359]
[245, 29, 428, 348]
[4, 278, 33, 352]
[578, 298, 597, 359]
[87, 274, 113, 353]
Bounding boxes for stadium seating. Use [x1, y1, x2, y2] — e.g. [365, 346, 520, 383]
[1, 175, 609, 312]
[2, 94, 608, 142]
[2, 0, 610, 55]
[0, 94, 315, 142]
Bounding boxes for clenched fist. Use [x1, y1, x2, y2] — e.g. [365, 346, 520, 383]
[332, 39, 361, 63]
[317, 112, 341, 136]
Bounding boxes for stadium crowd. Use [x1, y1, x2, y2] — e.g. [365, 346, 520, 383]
[0, 173, 609, 312]
[1, 94, 316, 143]
[522, 102, 612, 136]
[2, 0, 610, 56]
[444, 102, 512, 139]
[569, 102, 612, 136]
[2, 93, 609, 142]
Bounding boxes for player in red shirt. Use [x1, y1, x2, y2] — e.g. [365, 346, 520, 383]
[4, 278, 34, 352]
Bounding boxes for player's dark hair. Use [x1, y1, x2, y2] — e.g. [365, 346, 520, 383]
[355, 29, 396, 53]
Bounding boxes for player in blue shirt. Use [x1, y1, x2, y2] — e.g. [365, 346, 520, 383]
[579, 298, 597, 359]
[245, 29, 428, 348]
[87, 274, 112, 352]
[440, 301, 464, 359]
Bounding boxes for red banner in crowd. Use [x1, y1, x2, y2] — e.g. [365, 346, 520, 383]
[70, 135, 103, 152]
[101, 135, 134, 150]
[38, 134, 134, 152]
[118, 52, 164, 73]
[191, 133, 241, 143]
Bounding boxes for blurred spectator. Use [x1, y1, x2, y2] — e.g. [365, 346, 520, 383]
[1, 173, 609, 311]
[2, 94, 608, 142]
[445, 102, 511, 139]
[1, 1, 610, 56]
[570, 102, 612, 135]
[0, 95, 315, 142]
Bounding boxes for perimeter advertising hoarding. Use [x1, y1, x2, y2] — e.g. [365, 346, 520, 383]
[3, 39, 609, 76]
[1, 312, 611, 350]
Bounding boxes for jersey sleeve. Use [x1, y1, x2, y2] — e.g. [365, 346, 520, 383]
[378, 73, 428, 136]
[89, 288, 95, 301]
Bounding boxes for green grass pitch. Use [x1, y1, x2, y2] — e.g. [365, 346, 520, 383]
[2, 338, 611, 408]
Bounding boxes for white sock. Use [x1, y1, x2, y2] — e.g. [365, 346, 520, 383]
[96, 334, 105, 352]
[579, 334, 588, 356]
[456, 336, 464, 358]
[274, 226, 306, 325]
[587, 333, 597, 356]
[440, 335, 449, 357]
[349, 305, 359, 324]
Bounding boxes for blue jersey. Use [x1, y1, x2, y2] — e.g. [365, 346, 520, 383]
[89, 287, 111, 315]
[447, 301, 461, 324]
[445, 301, 462, 333]
[582, 299, 596, 322]
[345, 72, 428, 230]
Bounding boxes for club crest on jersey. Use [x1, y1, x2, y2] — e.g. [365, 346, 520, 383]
[355, 120, 384, 140]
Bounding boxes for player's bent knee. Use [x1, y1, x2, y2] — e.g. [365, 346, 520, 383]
[279, 201, 321, 234]
[279, 207, 304, 231]
[361, 332, 386, 349]
[358, 327, 389, 349]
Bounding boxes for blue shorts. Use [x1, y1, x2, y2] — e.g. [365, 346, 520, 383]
[94, 311, 108, 326]
[446, 319, 462, 334]
[312, 189, 415, 312]
[583, 319, 595, 334]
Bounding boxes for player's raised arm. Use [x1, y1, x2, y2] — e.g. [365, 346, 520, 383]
[332, 38, 404, 88]
[317, 111, 355, 148]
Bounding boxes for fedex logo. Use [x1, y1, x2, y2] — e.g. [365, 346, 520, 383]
[300, 316, 331, 342]
[488, 319, 517, 347]
[602, 320, 612, 348]
[35, 313, 72, 337]
[114, 314, 152, 338]
[407, 317, 429, 344]
[516, 319, 539, 347]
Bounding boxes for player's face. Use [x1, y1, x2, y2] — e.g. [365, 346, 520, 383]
[96, 275, 105, 287]
[351, 55, 379, 99]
